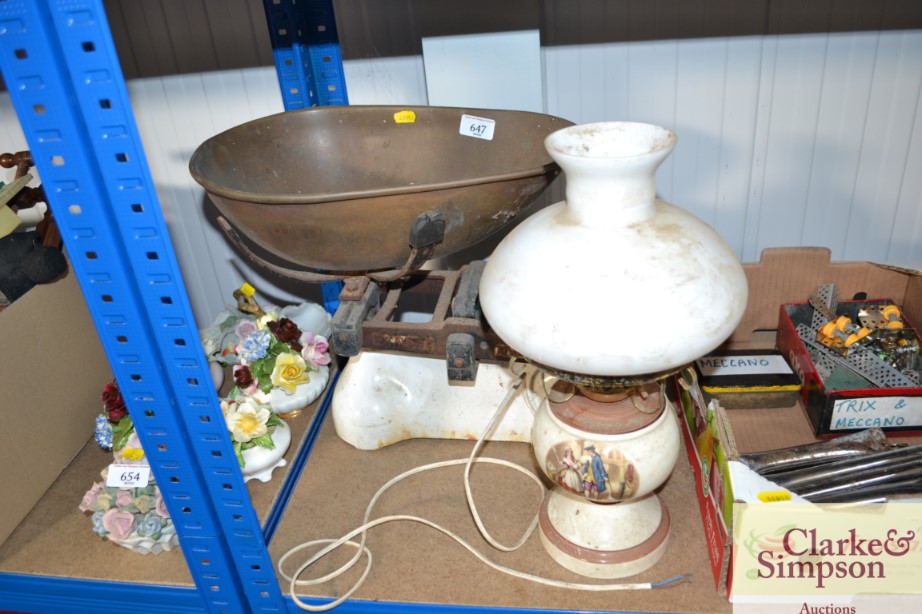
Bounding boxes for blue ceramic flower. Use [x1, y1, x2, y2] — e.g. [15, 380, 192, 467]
[136, 512, 164, 539]
[91, 510, 108, 537]
[238, 329, 271, 363]
[94, 414, 113, 450]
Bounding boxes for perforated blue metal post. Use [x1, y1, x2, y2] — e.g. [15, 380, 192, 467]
[263, 0, 349, 109]
[263, 0, 349, 312]
[0, 1, 284, 611]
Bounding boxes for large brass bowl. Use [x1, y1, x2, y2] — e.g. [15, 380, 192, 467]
[189, 105, 572, 274]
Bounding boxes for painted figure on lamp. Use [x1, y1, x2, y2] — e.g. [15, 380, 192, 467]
[582, 444, 609, 498]
[559, 447, 584, 493]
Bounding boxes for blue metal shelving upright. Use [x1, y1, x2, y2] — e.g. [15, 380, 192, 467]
[262, 0, 349, 109]
[0, 1, 292, 611]
[262, 0, 348, 314]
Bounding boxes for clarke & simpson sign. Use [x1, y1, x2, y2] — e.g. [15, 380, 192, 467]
[732, 502, 922, 613]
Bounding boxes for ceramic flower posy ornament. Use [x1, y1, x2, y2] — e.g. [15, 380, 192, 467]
[231, 315, 326, 395]
[81, 380, 179, 554]
[201, 284, 333, 416]
[222, 396, 284, 469]
[199, 284, 331, 369]
[94, 379, 144, 463]
[232, 311, 331, 392]
[79, 472, 176, 553]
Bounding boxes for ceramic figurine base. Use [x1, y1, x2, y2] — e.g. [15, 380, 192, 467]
[114, 524, 181, 555]
[268, 365, 330, 417]
[538, 491, 671, 579]
[241, 422, 291, 483]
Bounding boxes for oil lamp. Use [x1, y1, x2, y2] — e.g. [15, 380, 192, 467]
[479, 121, 748, 578]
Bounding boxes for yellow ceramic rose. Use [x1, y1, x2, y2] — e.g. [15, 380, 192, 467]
[270, 353, 311, 394]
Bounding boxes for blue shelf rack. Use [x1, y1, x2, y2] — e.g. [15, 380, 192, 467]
[262, 0, 348, 110]
[262, 0, 348, 314]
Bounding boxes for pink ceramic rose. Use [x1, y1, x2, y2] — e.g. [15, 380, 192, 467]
[154, 488, 170, 518]
[300, 332, 331, 369]
[234, 319, 259, 340]
[116, 489, 134, 507]
[79, 482, 103, 512]
[101, 508, 137, 541]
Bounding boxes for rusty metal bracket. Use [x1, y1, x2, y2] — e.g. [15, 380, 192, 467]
[216, 216, 344, 283]
[339, 276, 371, 302]
[451, 259, 485, 319]
[330, 281, 381, 356]
[365, 210, 447, 283]
[360, 266, 513, 366]
[409, 210, 446, 249]
[447, 332, 478, 382]
[217, 210, 447, 285]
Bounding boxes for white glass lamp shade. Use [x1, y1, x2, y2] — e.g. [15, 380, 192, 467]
[479, 122, 748, 377]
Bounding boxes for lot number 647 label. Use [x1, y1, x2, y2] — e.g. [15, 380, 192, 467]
[459, 114, 495, 141]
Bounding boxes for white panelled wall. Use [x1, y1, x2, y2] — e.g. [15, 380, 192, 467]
[2, 30, 921, 326]
[544, 30, 922, 264]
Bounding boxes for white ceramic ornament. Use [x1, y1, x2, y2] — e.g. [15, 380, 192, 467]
[240, 421, 291, 483]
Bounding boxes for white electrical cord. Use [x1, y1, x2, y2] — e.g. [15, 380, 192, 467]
[279, 366, 690, 612]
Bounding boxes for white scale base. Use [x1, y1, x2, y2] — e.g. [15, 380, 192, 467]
[331, 350, 538, 449]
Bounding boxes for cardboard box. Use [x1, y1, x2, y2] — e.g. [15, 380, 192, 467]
[0, 268, 112, 545]
[675, 375, 735, 595]
[776, 298, 922, 436]
[680, 247, 922, 598]
[694, 348, 801, 409]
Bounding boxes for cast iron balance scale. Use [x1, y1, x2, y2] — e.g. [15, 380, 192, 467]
[190, 106, 563, 378]
[189, 105, 748, 582]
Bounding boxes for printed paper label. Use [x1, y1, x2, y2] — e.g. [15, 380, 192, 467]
[106, 463, 151, 488]
[459, 114, 495, 140]
[757, 490, 793, 503]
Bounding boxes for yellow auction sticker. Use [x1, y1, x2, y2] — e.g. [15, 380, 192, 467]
[757, 490, 793, 503]
[394, 110, 416, 124]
